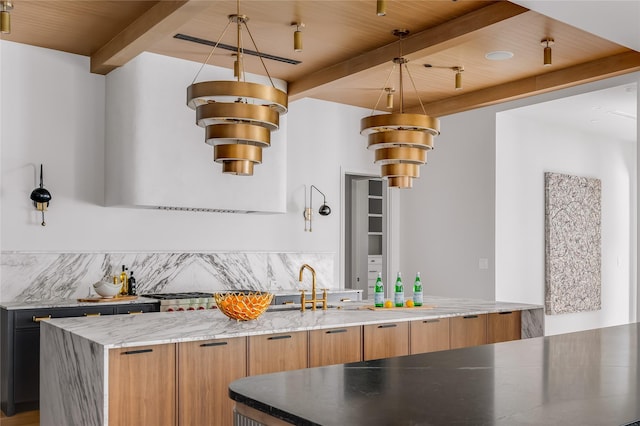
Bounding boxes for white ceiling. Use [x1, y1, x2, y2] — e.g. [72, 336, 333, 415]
[512, 0, 640, 52]
[508, 1, 638, 142]
[503, 83, 637, 143]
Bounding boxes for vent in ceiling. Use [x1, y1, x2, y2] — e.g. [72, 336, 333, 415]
[174, 33, 302, 65]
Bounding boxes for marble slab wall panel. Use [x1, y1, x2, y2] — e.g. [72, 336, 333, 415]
[544, 172, 601, 315]
[40, 322, 105, 426]
[521, 308, 545, 338]
[0, 252, 335, 303]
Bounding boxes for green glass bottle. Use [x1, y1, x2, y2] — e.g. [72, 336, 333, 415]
[394, 272, 404, 307]
[374, 273, 384, 307]
[413, 272, 423, 306]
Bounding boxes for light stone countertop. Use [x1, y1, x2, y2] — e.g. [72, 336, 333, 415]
[42, 296, 543, 349]
[0, 296, 160, 310]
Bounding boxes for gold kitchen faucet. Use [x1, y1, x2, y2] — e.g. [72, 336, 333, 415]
[299, 264, 327, 311]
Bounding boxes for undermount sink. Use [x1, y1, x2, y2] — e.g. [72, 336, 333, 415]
[267, 303, 339, 312]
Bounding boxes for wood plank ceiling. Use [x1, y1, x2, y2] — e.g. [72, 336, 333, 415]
[3, 0, 639, 117]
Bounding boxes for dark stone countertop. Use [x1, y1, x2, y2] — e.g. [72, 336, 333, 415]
[230, 322, 640, 426]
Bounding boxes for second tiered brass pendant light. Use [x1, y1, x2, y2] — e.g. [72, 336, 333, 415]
[186, 1, 288, 176]
[360, 29, 440, 189]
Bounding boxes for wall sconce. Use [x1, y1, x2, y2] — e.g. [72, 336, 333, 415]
[292, 22, 304, 52]
[30, 164, 52, 226]
[541, 37, 554, 66]
[376, 0, 386, 16]
[1, 0, 13, 34]
[303, 185, 331, 232]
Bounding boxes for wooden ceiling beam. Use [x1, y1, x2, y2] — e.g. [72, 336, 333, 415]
[90, 1, 211, 75]
[415, 50, 640, 117]
[287, 1, 529, 100]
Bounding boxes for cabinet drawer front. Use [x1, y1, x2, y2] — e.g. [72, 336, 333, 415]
[109, 344, 176, 426]
[363, 322, 409, 361]
[368, 256, 382, 265]
[15, 306, 115, 329]
[178, 338, 247, 426]
[309, 326, 362, 367]
[487, 311, 521, 343]
[410, 318, 450, 354]
[450, 314, 487, 349]
[248, 332, 308, 376]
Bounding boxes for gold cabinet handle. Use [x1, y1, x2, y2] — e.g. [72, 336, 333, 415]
[84, 313, 101, 317]
[127, 311, 143, 315]
[32, 315, 52, 322]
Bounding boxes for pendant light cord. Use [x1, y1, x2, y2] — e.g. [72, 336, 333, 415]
[191, 19, 233, 84]
[370, 64, 396, 114]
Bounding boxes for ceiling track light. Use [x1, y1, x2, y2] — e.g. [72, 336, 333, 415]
[1, 0, 13, 34]
[384, 87, 395, 109]
[424, 63, 465, 90]
[292, 22, 304, 52]
[186, 0, 288, 176]
[541, 37, 554, 66]
[452, 66, 463, 90]
[361, 29, 441, 189]
[376, 0, 386, 16]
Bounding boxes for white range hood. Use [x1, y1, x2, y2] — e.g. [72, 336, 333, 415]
[105, 52, 287, 214]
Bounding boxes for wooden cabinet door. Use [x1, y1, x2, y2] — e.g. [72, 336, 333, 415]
[487, 311, 521, 343]
[410, 318, 450, 354]
[450, 314, 487, 349]
[109, 344, 176, 426]
[248, 331, 308, 376]
[363, 322, 409, 361]
[309, 326, 362, 367]
[178, 337, 247, 426]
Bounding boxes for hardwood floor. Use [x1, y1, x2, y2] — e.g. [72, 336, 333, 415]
[0, 410, 39, 426]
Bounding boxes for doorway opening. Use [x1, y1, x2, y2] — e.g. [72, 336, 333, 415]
[344, 173, 387, 300]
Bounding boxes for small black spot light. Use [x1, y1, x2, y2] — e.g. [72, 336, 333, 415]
[30, 164, 52, 226]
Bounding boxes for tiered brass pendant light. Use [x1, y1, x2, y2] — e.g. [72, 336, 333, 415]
[186, 1, 287, 176]
[360, 29, 440, 189]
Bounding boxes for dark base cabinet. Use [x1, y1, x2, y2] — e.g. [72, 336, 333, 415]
[0, 302, 159, 416]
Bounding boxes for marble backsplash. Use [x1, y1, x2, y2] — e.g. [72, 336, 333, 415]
[0, 252, 335, 303]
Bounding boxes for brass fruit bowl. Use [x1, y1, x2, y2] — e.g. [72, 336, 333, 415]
[214, 291, 274, 321]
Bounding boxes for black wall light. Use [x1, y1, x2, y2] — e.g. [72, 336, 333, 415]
[30, 164, 52, 226]
[304, 185, 331, 232]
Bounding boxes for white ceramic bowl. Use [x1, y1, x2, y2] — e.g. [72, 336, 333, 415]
[93, 281, 121, 298]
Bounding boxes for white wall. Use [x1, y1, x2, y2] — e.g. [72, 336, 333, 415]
[496, 111, 635, 336]
[399, 71, 638, 335]
[0, 41, 379, 288]
[399, 108, 497, 300]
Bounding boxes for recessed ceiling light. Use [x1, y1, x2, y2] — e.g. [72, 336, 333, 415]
[485, 51, 514, 61]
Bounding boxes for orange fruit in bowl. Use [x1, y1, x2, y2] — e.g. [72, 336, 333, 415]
[384, 300, 393, 308]
[405, 299, 414, 308]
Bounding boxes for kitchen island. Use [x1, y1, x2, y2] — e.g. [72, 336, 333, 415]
[230, 322, 640, 426]
[39, 296, 543, 425]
